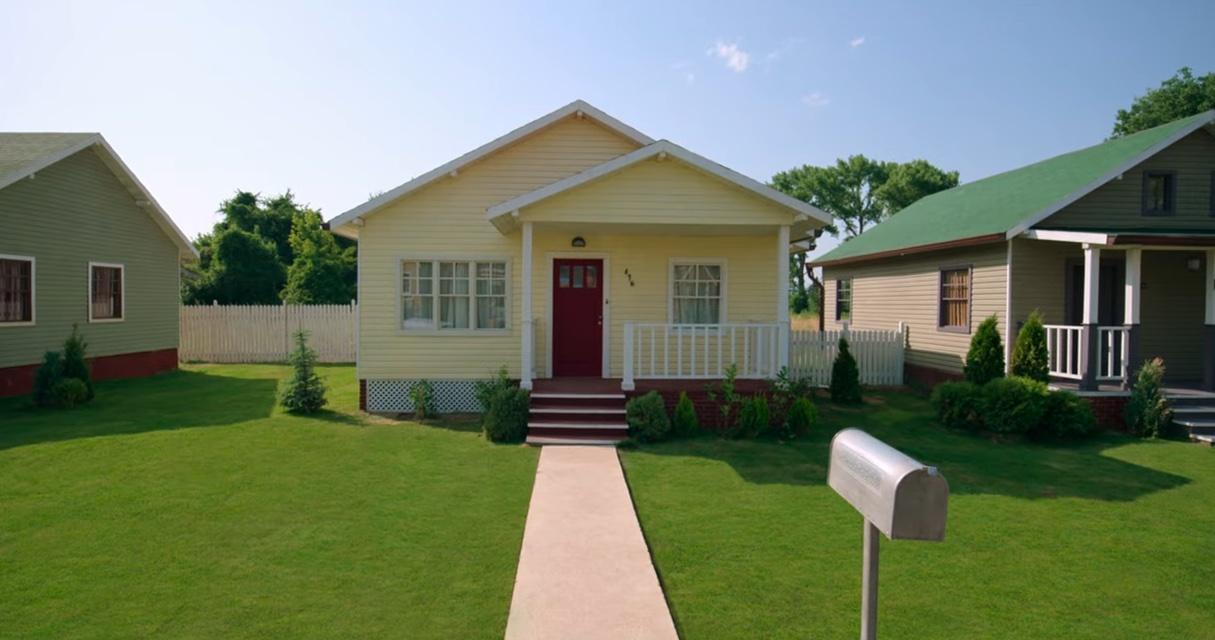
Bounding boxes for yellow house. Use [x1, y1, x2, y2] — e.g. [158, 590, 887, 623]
[326, 100, 830, 437]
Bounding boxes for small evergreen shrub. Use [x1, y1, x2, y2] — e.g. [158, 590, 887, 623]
[1010, 310, 1050, 383]
[1036, 390, 1097, 439]
[279, 330, 328, 413]
[483, 387, 530, 443]
[706, 363, 742, 429]
[830, 338, 862, 404]
[1125, 357, 1171, 438]
[784, 396, 818, 438]
[768, 367, 811, 427]
[981, 376, 1049, 434]
[930, 381, 984, 431]
[475, 366, 513, 413]
[733, 394, 770, 439]
[52, 378, 90, 408]
[673, 392, 700, 437]
[626, 391, 672, 442]
[964, 316, 1005, 385]
[410, 380, 438, 421]
[61, 325, 94, 401]
[32, 351, 64, 408]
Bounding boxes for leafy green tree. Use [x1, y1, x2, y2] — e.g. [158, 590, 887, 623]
[880, 159, 960, 213]
[964, 316, 1005, 385]
[282, 211, 357, 303]
[1113, 67, 1215, 137]
[1010, 310, 1050, 383]
[186, 227, 284, 304]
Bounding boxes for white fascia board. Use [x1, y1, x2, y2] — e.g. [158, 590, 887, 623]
[485, 140, 833, 229]
[1006, 110, 1215, 240]
[1020, 229, 1112, 245]
[325, 99, 654, 233]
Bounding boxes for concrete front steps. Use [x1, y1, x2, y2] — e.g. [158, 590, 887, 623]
[527, 391, 629, 446]
[1167, 391, 1215, 445]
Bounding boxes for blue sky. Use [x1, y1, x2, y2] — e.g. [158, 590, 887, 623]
[2, 0, 1213, 259]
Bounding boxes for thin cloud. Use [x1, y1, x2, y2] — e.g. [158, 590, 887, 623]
[708, 41, 751, 73]
[801, 92, 830, 108]
[849, 36, 866, 48]
[671, 61, 697, 85]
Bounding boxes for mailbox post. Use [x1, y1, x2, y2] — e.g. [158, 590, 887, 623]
[828, 429, 949, 640]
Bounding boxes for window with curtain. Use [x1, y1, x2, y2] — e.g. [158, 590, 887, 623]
[836, 279, 852, 322]
[90, 264, 123, 321]
[401, 259, 507, 330]
[671, 263, 722, 324]
[1141, 171, 1176, 215]
[0, 257, 34, 324]
[939, 268, 970, 330]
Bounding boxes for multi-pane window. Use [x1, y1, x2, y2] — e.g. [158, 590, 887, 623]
[0, 256, 34, 324]
[671, 263, 722, 324]
[90, 263, 124, 321]
[939, 268, 970, 331]
[401, 259, 507, 330]
[1142, 171, 1176, 215]
[835, 279, 852, 322]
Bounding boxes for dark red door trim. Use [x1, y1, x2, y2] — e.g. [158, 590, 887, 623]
[552, 258, 604, 377]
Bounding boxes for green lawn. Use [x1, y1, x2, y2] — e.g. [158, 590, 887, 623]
[621, 392, 1215, 639]
[0, 365, 538, 639]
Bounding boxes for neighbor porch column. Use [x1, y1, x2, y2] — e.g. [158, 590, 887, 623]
[1079, 245, 1101, 391]
[1203, 249, 1215, 390]
[777, 225, 791, 373]
[1123, 248, 1142, 390]
[520, 220, 534, 390]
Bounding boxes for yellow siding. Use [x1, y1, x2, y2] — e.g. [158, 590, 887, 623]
[529, 231, 779, 378]
[1008, 238, 1077, 325]
[823, 243, 1008, 374]
[1042, 129, 1215, 230]
[1140, 251, 1208, 381]
[521, 159, 795, 226]
[357, 116, 641, 379]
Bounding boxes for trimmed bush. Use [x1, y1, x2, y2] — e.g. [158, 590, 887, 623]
[981, 376, 1050, 434]
[930, 381, 984, 431]
[410, 380, 438, 421]
[733, 394, 771, 439]
[475, 366, 513, 413]
[52, 378, 90, 409]
[1125, 357, 1171, 438]
[279, 330, 328, 413]
[483, 387, 530, 443]
[626, 391, 672, 442]
[830, 338, 862, 404]
[964, 316, 1005, 385]
[769, 367, 811, 427]
[1010, 310, 1050, 383]
[673, 392, 699, 437]
[1036, 390, 1097, 439]
[62, 325, 94, 401]
[706, 363, 742, 428]
[785, 396, 818, 438]
[32, 351, 64, 408]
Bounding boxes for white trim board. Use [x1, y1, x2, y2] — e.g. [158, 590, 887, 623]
[485, 139, 833, 233]
[326, 100, 654, 236]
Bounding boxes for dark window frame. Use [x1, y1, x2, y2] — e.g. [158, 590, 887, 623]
[835, 278, 852, 323]
[89, 262, 125, 322]
[937, 265, 973, 334]
[0, 255, 35, 325]
[1209, 171, 1214, 217]
[1141, 170, 1177, 216]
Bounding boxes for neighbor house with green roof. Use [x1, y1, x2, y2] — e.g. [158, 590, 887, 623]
[0, 133, 197, 397]
[813, 111, 1215, 404]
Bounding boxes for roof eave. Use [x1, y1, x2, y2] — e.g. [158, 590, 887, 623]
[812, 233, 1007, 268]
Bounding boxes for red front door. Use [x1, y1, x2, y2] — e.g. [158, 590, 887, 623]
[552, 258, 604, 377]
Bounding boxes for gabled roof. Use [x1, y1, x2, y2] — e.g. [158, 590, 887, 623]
[814, 110, 1215, 266]
[326, 100, 654, 236]
[0, 132, 198, 258]
[484, 139, 832, 234]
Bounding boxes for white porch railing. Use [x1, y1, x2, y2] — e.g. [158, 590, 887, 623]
[1044, 324, 1129, 382]
[623, 323, 785, 388]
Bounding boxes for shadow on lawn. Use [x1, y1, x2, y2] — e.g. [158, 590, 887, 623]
[0, 369, 279, 451]
[635, 392, 1191, 502]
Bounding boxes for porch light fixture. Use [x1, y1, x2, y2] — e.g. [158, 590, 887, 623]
[571, 236, 586, 248]
[1186, 256, 1202, 272]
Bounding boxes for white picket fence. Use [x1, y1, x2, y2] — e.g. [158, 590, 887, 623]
[789, 324, 906, 387]
[180, 303, 357, 363]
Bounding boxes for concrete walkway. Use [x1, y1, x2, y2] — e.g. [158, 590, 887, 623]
[505, 446, 679, 640]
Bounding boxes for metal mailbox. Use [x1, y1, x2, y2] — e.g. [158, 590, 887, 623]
[829, 428, 949, 541]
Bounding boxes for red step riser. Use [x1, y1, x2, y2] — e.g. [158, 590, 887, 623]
[530, 397, 625, 410]
[529, 412, 625, 423]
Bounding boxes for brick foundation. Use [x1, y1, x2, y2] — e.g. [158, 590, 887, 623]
[359, 379, 367, 412]
[0, 347, 179, 398]
[1081, 395, 1129, 430]
[905, 363, 963, 391]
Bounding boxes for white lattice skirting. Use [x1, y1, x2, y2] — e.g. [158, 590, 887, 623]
[366, 379, 484, 413]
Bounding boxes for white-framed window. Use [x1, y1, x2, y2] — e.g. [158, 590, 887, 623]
[669, 260, 725, 324]
[89, 262, 124, 322]
[0, 254, 35, 326]
[400, 258, 509, 331]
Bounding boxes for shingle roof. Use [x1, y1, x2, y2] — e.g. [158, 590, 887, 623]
[0, 132, 98, 184]
[814, 110, 1215, 265]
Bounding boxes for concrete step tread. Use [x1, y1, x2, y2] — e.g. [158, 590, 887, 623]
[528, 421, 629, 430]
[531, 392, 626, 400]
[526, 436, 624, 446]
[530, 407, 627, 414]
[1171, 406, 1215, 414]
[1174, 419, 1215, 428]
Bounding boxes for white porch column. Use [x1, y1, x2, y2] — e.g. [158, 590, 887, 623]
[1203, 249, 1215, 390]
[776, 225, 791, 372]
[1122, 248, 1142, 387]
[1080, 245, 1101, 390]
[520, 221, 534, 390]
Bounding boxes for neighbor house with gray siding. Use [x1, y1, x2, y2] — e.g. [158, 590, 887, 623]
[814, 111, 1215, 409]
[0, 133, 196, 396]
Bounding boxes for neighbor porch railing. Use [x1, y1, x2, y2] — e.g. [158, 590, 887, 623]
[1044, 324, 1129, 383]
[623, 322, 786, 389]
